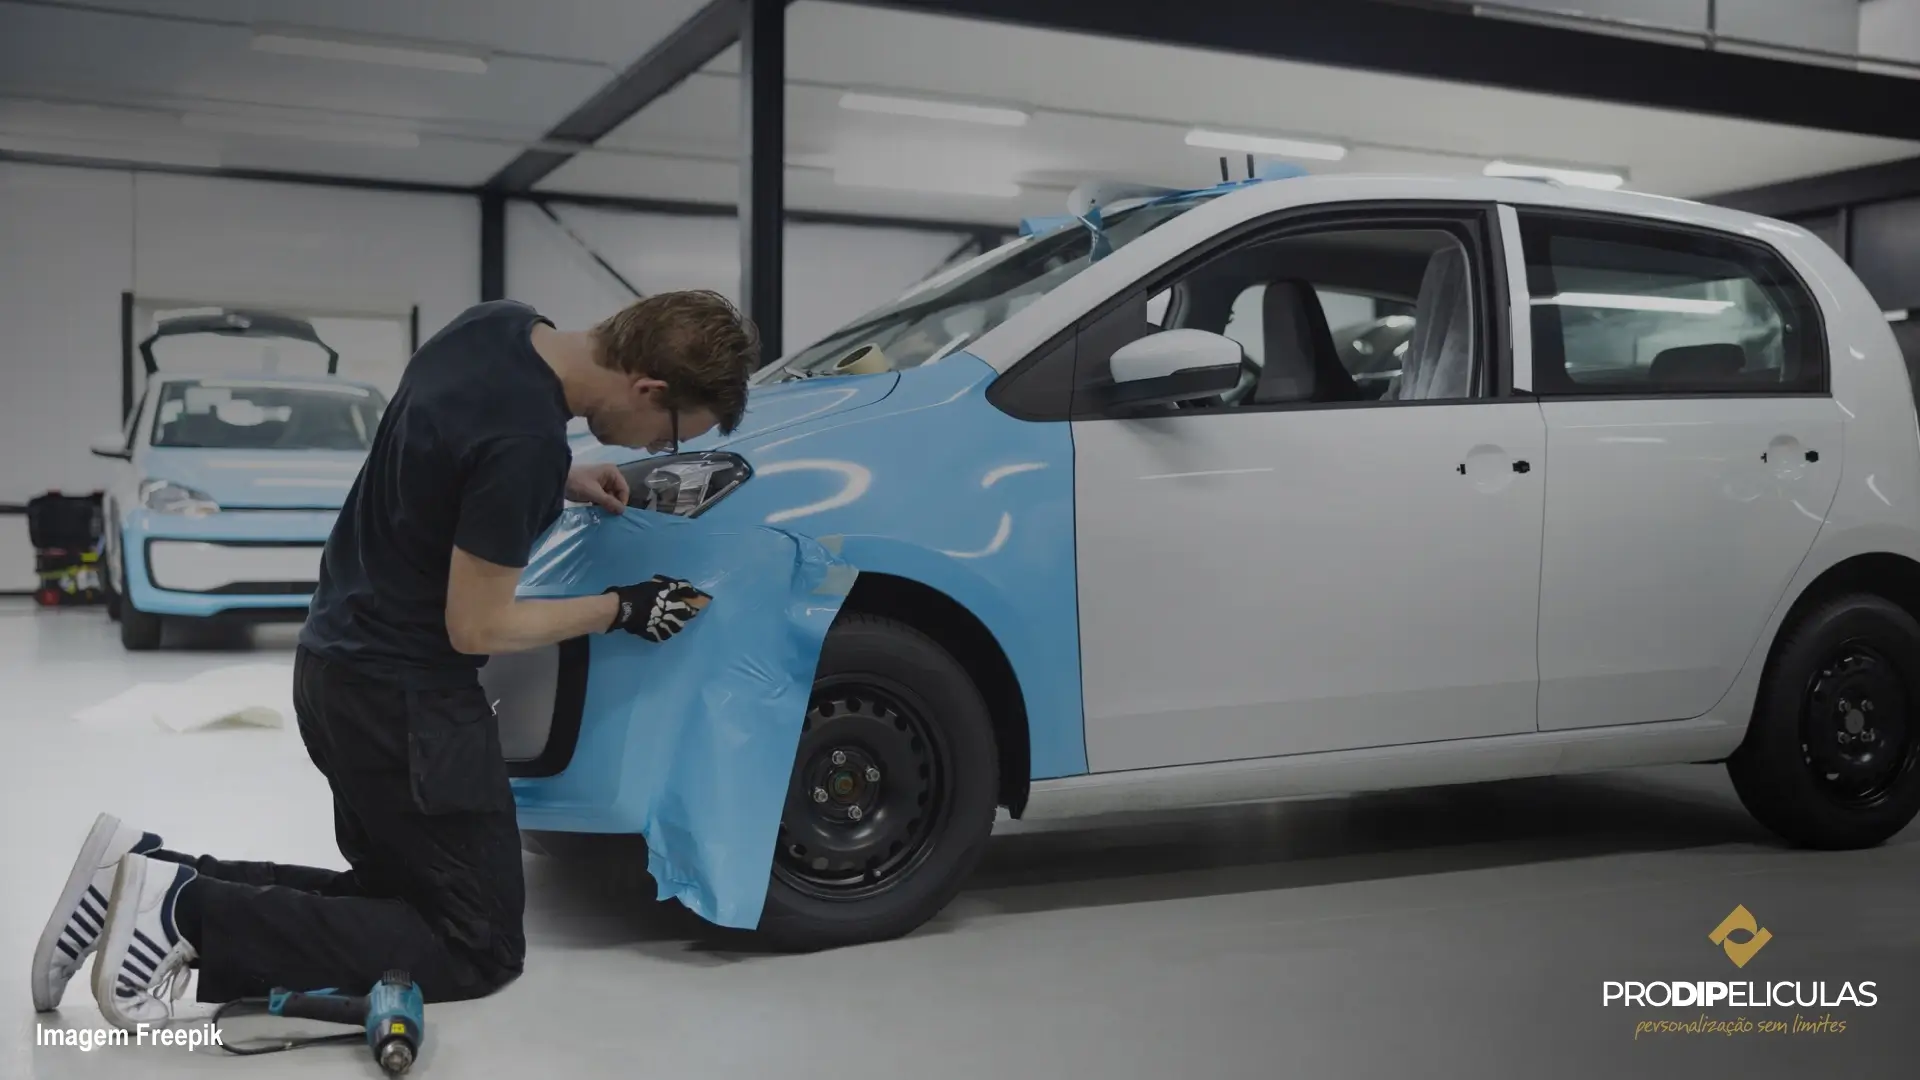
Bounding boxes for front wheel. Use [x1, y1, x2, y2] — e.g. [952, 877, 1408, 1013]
[119, 598, 162, 650]
[1728, 593, 1920, 849]
[757, 613, 999, 951]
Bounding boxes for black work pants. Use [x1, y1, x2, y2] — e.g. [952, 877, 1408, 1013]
[152, 647, 525, 1004]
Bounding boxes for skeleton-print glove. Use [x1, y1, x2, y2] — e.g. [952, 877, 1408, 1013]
[605, 576, 711, 642]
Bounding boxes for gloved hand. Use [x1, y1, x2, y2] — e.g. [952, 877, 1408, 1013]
[604, 576, 711, 642]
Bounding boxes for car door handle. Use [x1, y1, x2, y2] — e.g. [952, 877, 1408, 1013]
[1805, 449, 1820, 463]
[1512, 460, 1531, 474]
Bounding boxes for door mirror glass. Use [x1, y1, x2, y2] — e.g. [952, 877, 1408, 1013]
[1104, 329, 1244, 410]
[90, 435, 131, 460]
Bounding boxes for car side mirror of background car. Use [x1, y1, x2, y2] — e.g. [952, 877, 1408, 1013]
[1103, 329, 1245, 411]
[89, 436, 131, 460]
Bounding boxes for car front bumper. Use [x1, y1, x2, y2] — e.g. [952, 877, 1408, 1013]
[122, 508, 336, 617]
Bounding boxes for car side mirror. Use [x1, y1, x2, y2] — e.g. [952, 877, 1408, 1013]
[1104, 329, 1244, 411]
[90, 436, 130, 460]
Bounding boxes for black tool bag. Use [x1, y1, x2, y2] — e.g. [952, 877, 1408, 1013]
[26, 492, 105, 607]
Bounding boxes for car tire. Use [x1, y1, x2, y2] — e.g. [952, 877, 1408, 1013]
[1728, 592, 1920, 849]
[119, 596, 163, 651]
[756, 613, 999, 951]
[103, 516, 123, 621]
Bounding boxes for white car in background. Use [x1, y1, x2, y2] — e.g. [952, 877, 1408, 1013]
[91, 311, 384, 649]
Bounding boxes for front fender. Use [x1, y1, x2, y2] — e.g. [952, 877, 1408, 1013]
[705, 354, 1088, 779]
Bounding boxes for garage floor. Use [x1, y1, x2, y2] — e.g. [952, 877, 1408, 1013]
[3, 601, 1913, 1079]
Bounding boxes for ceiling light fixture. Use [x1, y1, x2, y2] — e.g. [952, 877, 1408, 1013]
[181, 113, 421, 149]
[1484, 159, 1626, 189]
[838, 92, 1030, 127]
[1535, 292, 1734, 315]
[831, 167, 1020, 199]
[1184, 128, 1348, 161]
[0, 131, 220, 168]
[249, 28, 489, 74]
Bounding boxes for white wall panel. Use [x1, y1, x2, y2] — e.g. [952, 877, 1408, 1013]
[0, 163, 133, 587]
[507, 202, 969, 358]
[132, 174, 477, 345]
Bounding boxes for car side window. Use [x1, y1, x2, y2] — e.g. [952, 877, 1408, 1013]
[1071, 221, 1486, 416]
[1517, 212, 1825, 395]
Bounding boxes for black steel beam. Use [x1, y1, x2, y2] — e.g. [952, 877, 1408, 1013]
[740, 0, 785, 358]
[485, 0, 742, 193]
[842, 0, 1920, 142]
[1707, 156, 1920, 219]
[480, 191, 507, 302]
[532, 189, 1001, 237]
[0, 148, 476, 197]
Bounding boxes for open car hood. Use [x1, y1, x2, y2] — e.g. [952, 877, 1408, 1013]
[571, 371, 898, 463]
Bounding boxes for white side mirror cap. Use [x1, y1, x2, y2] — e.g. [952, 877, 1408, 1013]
[90, 436, 131, 460]
[1111, 329, 1243, 384]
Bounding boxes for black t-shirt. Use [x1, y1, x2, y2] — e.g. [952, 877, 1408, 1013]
[299, 301, 573, 685]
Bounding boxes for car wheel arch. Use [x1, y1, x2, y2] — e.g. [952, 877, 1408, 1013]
[1741, 551, 1920, 733]
[837, 571, 1032, 817]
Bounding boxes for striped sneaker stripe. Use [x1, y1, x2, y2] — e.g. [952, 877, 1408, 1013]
[123, 952, 156, 979]
[70, 906, 101, 936]
[133, 928, 171, 958]
[55, 939, 78, 960]
[80, 891, 106, 918]
[87, 885, 109, 907]
[60, 926, 89, 952]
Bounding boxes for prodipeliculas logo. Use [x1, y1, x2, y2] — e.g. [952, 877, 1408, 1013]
[1602, 906, 1879, 1040]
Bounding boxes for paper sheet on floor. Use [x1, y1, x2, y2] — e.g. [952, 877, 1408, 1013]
[73, 663, 294, 733]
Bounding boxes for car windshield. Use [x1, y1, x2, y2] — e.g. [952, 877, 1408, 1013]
[771, 195, 1220, 379]
[151, 379, 386, 451]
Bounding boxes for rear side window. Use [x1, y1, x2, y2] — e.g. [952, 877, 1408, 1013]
[1518, 212, 1824, 396]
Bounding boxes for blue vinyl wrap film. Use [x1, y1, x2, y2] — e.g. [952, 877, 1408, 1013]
[508, 506, 855, 928]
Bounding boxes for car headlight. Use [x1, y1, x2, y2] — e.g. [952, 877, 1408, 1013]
[620, 452, 752, 518]
[139, 479, 220, 516]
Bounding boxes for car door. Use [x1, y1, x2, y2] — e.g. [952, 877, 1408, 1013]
[1515, 208, 1845, 731]
[1069, 208, 1548, 773]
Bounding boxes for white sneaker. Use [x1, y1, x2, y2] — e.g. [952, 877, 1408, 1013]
[30, 813, 163, 1011]
[92, 853, 199, 1030]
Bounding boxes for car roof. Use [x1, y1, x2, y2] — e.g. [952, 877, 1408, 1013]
[1200, 172, 1801, 238]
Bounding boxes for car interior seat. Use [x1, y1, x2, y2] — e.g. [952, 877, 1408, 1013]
[1250, 280, 1359, 405]
[1647, 342, 1748, 387]
[1385, 244, 1473, 401]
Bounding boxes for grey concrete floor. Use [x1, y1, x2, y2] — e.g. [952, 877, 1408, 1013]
[2, 600, 1914, 1079]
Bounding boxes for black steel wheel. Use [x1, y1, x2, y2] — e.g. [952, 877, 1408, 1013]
[1800, 642, 1914, 808]
[773, 678, 949, 900]
[758, 613, 998, 950]
[1731, 593, 1920, 849]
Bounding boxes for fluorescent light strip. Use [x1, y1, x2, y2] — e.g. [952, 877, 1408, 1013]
[0, 131, 220, 168]
[1484, 159, 1626, 190]
[1184, 128, 1347, 162]
[839, 92, 1028, 127]
[1535, 292, 1735, 315]
[181, 113, 420, 149]
[250, 30, 488, 74]
[831, 169, 1020, 198]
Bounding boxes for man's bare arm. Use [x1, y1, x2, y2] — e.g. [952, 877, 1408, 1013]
[444, 546, 617, 655]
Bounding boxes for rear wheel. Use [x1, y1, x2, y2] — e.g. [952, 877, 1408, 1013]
[757, 613, 998, 951]
[1728, 593, 1920, 849]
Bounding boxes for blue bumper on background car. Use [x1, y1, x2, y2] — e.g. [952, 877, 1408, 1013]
[492, 507, 855, 929]
[121, 507, 336, 618]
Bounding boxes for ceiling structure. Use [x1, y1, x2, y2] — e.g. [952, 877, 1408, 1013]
[4, 0, 1919, 226]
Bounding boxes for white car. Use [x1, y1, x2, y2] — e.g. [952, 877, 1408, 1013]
[499, 173, 1920, 948]
[91, 312, 384, 649]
